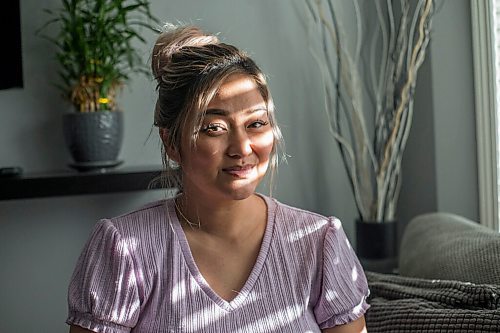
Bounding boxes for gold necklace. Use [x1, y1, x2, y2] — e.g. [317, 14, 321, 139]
[174, 198, 200, 229]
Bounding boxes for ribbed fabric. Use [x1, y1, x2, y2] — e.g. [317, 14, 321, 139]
[67, 194, 369, 332]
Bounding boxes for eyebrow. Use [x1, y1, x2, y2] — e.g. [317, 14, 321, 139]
[204, 107, 268, 116]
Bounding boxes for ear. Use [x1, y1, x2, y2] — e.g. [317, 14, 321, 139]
[159, 128, 181, 163]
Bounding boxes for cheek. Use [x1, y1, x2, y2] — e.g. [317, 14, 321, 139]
[183, 140, 222, 169]
[254, 130, 275, 161]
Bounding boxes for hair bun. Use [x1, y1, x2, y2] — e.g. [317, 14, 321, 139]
[152, 24, 219, 79]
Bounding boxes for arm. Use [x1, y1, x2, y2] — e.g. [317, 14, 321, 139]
[69, 325, 94, 333]
[322, 316, 367, 333]
[316, 219, 370, 333]
[67, 220, 140, 331]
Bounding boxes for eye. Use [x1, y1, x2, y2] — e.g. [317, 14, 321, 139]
[201, 123, 227, 135]
[248, 120, 269, 129]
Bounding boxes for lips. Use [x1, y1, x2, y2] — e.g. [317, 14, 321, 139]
[222, 164, 255, 178]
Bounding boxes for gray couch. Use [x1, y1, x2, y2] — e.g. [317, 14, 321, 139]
[365, 213, 500, 332]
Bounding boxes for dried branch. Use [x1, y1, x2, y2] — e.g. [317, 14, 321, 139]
[305, 0, 434, 222]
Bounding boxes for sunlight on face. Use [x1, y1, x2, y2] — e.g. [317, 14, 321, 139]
[180, 74, 274, 202]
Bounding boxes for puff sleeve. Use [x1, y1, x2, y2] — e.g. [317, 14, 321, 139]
[66, 219, 141, 333]
[313, 217, 370, 329]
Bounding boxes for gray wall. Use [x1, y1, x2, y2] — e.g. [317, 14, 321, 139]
[0, 0, 479, 332]
[430, 0, 478, 220]
[399, 0, 479, 233]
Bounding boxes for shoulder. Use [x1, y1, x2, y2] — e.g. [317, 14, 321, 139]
[86, 198, 175, 272]
[110, 198, 166, 222]
[100, 198, 170, 237]
[262, 194, 342, 238]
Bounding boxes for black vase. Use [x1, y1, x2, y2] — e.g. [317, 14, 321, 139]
[63, 111, 123, 166]
[355, 219, 398, 260]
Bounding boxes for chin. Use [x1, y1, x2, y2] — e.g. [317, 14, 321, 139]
[221, 183, 259, 201]
[226, 188, 257, 201]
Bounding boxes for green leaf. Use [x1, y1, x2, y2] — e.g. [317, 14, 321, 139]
[36, 0, 160, 110]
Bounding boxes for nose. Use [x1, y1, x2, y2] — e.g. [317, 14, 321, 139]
[226, 129, 253, 158]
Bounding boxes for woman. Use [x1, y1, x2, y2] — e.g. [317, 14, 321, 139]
[67, 25, 370, 333]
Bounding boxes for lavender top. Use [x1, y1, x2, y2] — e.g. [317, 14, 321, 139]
[67, 194, 370, 332]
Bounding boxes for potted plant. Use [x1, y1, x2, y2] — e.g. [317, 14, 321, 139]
[38, 0, 159, 170]
[303, 0, 434, 263]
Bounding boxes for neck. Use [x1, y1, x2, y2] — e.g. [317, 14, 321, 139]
[175, 193, 266, 239]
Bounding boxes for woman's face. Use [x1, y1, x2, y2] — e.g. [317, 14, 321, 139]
[179, 73, 274, 202]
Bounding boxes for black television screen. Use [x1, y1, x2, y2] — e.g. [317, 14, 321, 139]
[1, 0, 23, 90]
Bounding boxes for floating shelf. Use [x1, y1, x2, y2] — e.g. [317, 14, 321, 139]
[0, 166, 165, 201]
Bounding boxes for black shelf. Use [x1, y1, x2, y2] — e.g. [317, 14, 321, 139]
[0, 166, 165, 201]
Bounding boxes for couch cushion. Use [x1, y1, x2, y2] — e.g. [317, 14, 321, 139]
[366, 271, 500, 332]
[398, 212, 500, 285]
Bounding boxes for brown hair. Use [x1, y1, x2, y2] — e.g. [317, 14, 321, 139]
[151, 25, 283, 191]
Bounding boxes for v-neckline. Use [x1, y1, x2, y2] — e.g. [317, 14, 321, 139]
[167, 193, 276, 312]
